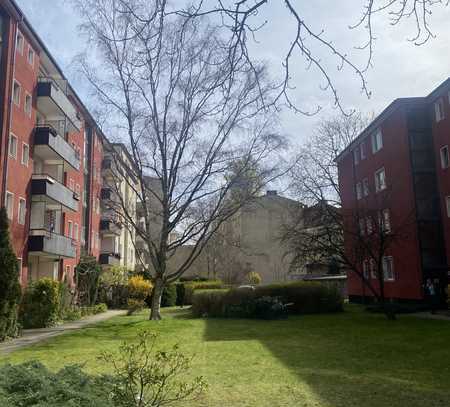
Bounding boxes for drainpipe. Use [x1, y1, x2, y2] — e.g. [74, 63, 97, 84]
[1, 15, 18, 203]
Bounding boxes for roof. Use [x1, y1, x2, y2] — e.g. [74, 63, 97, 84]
[335, 76, 450, 163]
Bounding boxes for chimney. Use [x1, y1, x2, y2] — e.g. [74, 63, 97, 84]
[266, 190, 278, 196]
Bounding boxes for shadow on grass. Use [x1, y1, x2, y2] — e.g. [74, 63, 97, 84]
[201, 308, 450, 407]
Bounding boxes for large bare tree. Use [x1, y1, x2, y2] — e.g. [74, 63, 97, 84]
[75, 0, 285, 319]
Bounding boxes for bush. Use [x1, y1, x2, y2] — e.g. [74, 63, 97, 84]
[192, 282, 343, 318]
[80, 303, 108, 317]
[161, 284, 177, 307]
[0, 207, 22, 341]
[246, 271, 262, 285]
[63, 308, 83, 321]
[183, 280, 224, 305]
[0, 361, 111, 406]
[20, 278, 62, 328]
[175, 283, 186, 306]
[127, 276, 152, 315]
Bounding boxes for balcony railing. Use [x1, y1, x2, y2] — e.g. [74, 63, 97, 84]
[100, 219, 122, 236]
[31, 174, 78, 212]
[99, 252, 121, 266]
[36, 77, 82, 132]
[34, 125, 81, 171]
[28, 229, 76, 258]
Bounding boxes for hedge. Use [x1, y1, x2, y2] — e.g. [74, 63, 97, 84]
[183, 280, 224, 305]
[161, 284, 177, 307]
[191, 282, 343, 318]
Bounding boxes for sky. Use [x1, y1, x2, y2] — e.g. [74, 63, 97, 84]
[15, 0, 450, 146]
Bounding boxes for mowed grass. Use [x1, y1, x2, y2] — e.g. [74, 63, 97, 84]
[1, 305, 450, 407]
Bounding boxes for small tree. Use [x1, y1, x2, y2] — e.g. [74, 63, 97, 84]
[100, 331, 207, 406]
[0, 207, 21, 340]
[75, 256, 102, 307]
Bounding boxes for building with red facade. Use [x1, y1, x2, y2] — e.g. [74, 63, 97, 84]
[0, 0, 105, 286]
[337, 78, 450, 304]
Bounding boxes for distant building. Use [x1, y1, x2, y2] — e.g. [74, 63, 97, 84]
[336, 78, 450, 303]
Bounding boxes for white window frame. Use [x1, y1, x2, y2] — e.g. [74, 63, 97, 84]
[74, 223, 79, 241]
[12, 80, 21, 106]
[9, 133, 18, 159]
[374, 167, 386, 192]
[434, 98, 445, 123]
[440, 145, 449, 169]
[21, 142, 29, 167]
[382, 256, 395, 281]
[356, 182, 362, 200]
[68, 221, 73, 239]
[27, 46, 34, 66]
[16, 31, 24, 54]
[446, 196, 450, 218]
[363, 178, 369, 197]
[5, 191, 14, 220]
[360, 143, 366, 160]
[69, 178, 74, 191]
[24, 92, 32, 117]
[371, 129, 383, 153]
[18, 197, 26, 225]
[353, 148, 360, 165]
[381, 209, 391, 233]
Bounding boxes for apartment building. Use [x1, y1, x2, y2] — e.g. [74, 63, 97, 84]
[100, 143, 138, 271]
[337, 78, 450, 303]
[0, 0, 103, 286]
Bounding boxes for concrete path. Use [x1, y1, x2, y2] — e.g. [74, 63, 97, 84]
[409, 311, 450, 321]
[0, 310, 127, 355]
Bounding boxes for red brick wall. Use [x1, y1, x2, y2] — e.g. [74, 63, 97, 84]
[89, 130, 103, 259]
[339, 107, 423, 301]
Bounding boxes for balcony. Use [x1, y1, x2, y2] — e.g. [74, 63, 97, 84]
[99, 252, 121, 266]
[36, 78, 81, 132]
[28, 229, 76, 259]
[34, 126, 81, 171]
[31, 174, 78, 212]
[100, 219, 122, 236]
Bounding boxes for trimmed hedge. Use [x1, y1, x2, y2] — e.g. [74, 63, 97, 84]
[192, 282, 343, 318]
[183, 280, 224, 305]
[161, 284, 177, 307]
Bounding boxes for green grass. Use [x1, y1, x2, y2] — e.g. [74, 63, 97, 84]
[2, 305, 450, 407]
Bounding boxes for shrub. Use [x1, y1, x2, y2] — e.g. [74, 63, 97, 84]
[20, 278, 62, 328]
[0, 207, 22, 341]
[63, 308, 83, 321]
[246, 271, 262, 285]
[191, 282, 343, 318]
[161, 284, 177, 307]
[175, 282, 186, 306]
[75, 256, 102, 307]
[80, 303, 108, 317]
[127, 276, 152, 315]
[0, 361, 111, 406]
[183, 280, 224, 305]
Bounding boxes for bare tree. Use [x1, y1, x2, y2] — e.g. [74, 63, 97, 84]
[177, 1, 449, 113]
[74, 0, 286, 319]
[283, 114, 414, 319]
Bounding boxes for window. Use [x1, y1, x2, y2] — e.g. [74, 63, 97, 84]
[24, 93, 32, 117]
[27, 47, 34, 66]
[16, 31, 24, 54]
[359, 218, 365, 236]
[69, 178, 74, 191]
[74, 223, 79, 241]
[68, 221, 73, 239]
[5, 192, 14, 220]
[370, 259, 376, 279]
[75, 184, 80, 197]
[360, 143, 366, 160]
[353, 148, 359, 165]
[363, 178, 369, 196]
[382, 256, 395, 281]
[366, 217, 373, 235]
[379, 209, 391, 233]
[65, 265, 70, 279]
[446, 196, 450, 218]
[440, 145, 449, 169]
[363, 260, 369, 279]
[18, 198, 26, 225]
[434, 98, 445, 123]
[374, 168, 386, 192]
[371, 129, 383, 153]
[356, 182, 362, 200]
[21, 143, 29, 166]
[9, 134, 18, 158]
[12, 81, 20, 106]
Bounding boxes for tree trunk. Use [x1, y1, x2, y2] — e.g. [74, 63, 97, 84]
[150, 277, 164, 320]
[378, 274, 396, 320]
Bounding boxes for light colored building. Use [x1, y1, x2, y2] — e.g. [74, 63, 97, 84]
[100, 143, 138, 271]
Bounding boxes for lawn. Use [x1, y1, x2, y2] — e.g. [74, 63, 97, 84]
[2, 306, 450, 407]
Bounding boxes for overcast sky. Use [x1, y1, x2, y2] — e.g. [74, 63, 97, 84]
[16, 0, 450, 145]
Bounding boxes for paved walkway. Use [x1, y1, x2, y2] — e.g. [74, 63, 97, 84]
[409, 311, 450, 321]
[0, 310, 126, 355]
